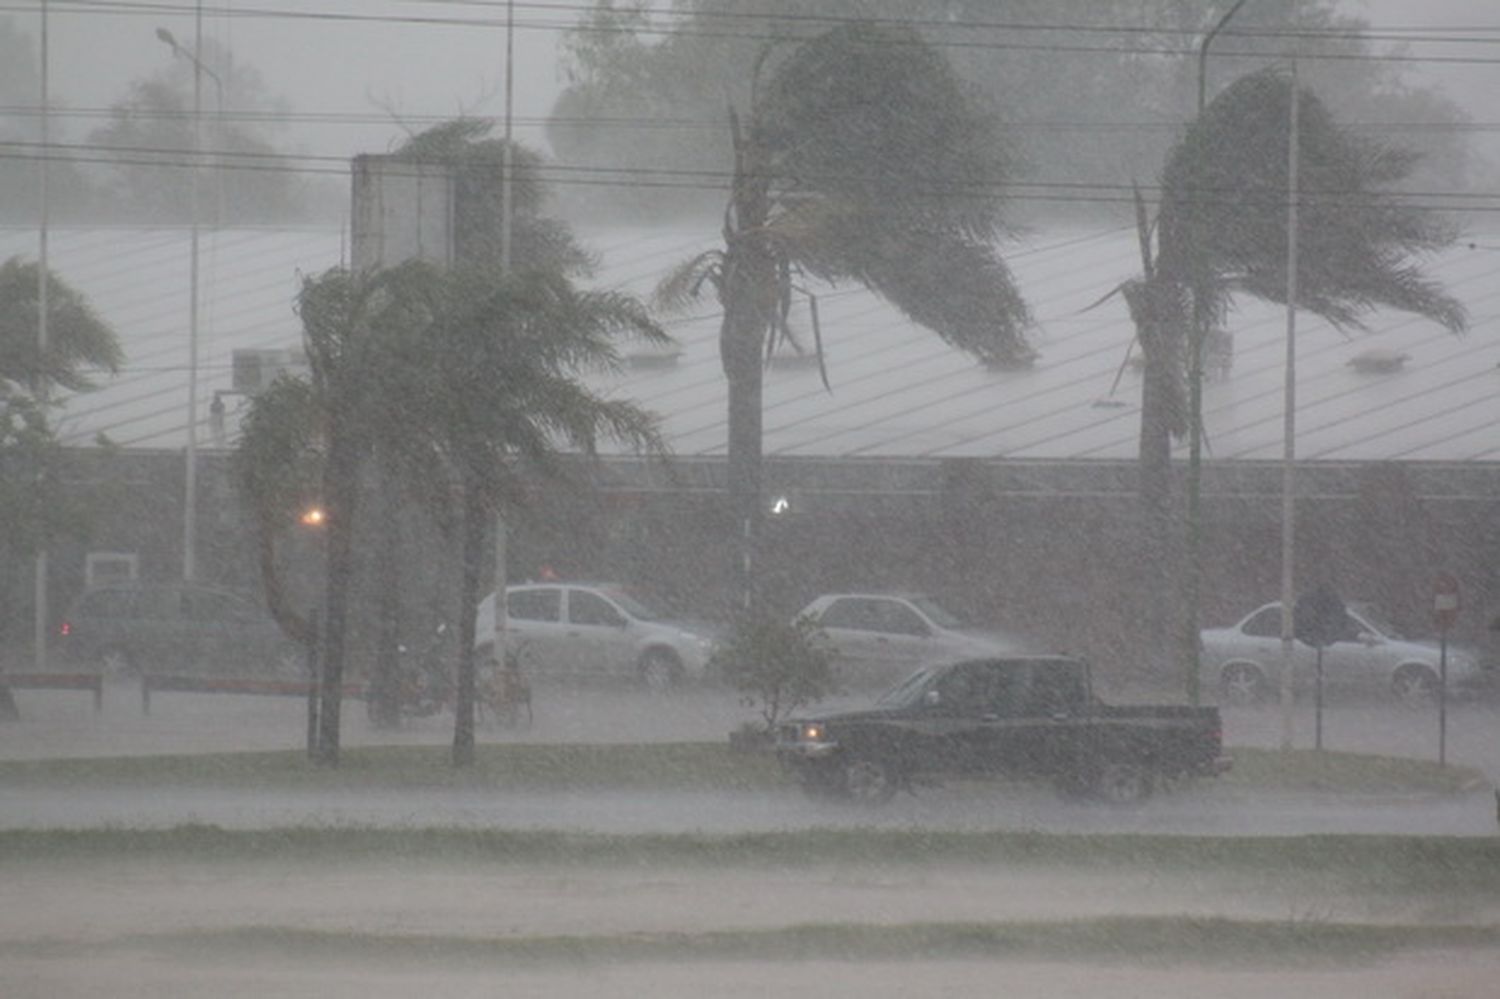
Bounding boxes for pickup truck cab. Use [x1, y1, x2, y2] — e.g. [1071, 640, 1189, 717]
[777, 655, 1230, 805]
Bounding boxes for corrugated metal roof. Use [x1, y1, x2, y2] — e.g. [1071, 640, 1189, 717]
[8, 223, 1497, 464]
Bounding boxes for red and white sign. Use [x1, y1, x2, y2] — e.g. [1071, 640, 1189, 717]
[1433, 572, 1461, 630]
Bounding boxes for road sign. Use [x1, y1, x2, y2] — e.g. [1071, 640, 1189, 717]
[1433, 572, 1461, 631]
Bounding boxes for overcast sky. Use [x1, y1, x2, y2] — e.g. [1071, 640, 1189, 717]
[25, 1, 1500, 169]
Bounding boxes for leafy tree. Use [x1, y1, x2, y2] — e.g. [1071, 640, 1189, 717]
[85, 38, 326, 224]
[655, 21, 1031, 610]
[0, 260, 119, 720]
[711, 610, 835, 740]
[0, 16, 98, 223]
[1126, 67, 1467, 687]
[0, 258, 122, 394]
[551, 1, 1478, 223]
[233, 375, 322, 653]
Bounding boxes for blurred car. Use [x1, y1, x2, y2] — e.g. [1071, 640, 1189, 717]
[1201, 601, 1484, 707]
[794, 592, 1026, 687]
[57, 582, 302, 678]
[473, 582, 720, 691]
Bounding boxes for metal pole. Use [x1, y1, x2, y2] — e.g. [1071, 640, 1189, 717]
[183, 2, 204, 582]
[1314, 647, 1323, 750]
[492, 0, 515, 661]
[1439, 631, 1448, 767]
[32, 1, 51, 676]
[1278, 63, 1300, 752]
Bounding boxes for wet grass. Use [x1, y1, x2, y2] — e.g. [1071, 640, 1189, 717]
[4, 825, 1499, 900]
[10, 916, 1500, 969]
[0, 742, 1482, 793]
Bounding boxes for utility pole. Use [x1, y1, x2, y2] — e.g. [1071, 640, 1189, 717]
[1278, 63, 1301, 751]
[33, 0, 51, 677]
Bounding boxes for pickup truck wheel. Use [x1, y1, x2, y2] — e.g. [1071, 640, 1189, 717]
[795, 763, 844, 800]
[842, 757, 898, 805]
[1391, 665, 1439, 709]
[1093, 762, 1153, 805]
[1220, 663, 1267, 706]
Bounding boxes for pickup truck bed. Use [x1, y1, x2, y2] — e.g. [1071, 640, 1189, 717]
[777, 655, 1230, 805]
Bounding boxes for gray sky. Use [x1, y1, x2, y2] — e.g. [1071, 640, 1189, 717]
[27, 1, 1500, 170]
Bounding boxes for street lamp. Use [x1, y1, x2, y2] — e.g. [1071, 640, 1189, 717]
[155, 14, 222, 582]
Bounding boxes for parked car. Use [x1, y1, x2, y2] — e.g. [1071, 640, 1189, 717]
[473, 582, 720, 691]
[1201, 601, 1484, 707]
[57, 582, 303, 678]
[777, 655, 1231, 805]
[794, 592, 1026, 688]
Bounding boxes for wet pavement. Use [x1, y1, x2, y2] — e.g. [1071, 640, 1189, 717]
[1, 680, 1496, 836]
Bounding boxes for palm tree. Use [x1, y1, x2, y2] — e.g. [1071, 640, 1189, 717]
[384, 263, 666, 766]
[0, 258, 119, 722]
[0, 258, 121, 395]
[657, 22, 1032, 611]
[237, 261, 666, 766]
[1129, 67, 1467, 690]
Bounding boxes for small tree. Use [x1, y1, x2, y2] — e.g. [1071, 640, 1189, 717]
[711, 611, 835, 742]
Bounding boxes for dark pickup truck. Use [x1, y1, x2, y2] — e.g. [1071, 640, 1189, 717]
[776, 655, 1231, 804]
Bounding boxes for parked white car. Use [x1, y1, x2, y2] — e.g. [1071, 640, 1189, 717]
[474, 582, 720, 691]
[795, 592, 1027, 688]
[1201, 601, 1483, 707]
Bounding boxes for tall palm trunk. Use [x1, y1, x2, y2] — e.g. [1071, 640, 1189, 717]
[451, 476, 484, 767]
[314, 422, 361, 765]
[367, 453, 403, 729]
[721, 114, 776, 613]
[1126, 278, 1187, 676]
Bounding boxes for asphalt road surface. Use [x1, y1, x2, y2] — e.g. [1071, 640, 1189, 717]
[2, 680, 1496, 836]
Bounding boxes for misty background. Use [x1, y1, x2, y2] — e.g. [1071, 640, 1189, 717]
[0, 0, 1496, 229]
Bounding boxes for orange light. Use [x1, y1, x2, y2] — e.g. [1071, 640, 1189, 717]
[300, 506, 327, 527]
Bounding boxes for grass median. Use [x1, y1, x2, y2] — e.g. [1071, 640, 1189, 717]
[0, 742, 1485, 794]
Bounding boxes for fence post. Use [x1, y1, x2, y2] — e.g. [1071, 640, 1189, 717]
[92, 675, 103, 714]
[141, 676, 152, 716]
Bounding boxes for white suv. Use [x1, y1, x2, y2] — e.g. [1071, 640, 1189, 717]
[474, 582, 720, 691]
[796, 592, 1027, 688]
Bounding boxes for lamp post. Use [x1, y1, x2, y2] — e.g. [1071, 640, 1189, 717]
[156, 11, 222, 582]
[30, 0, 50, 682]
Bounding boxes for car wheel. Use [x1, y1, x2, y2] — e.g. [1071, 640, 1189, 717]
[99, 647, 135, 678]
[1093, 761, 1153, 805]
[639, 649, 680, 693]
[842, 756, 899, 805]
[1392, 664, 1439, 708]
[1220, 663, 1267, 706]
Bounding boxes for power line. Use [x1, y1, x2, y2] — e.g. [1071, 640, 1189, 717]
[5, 103, 1500, 137]
[10, 0, 1500, 69]
[5, 139, 1498, 217]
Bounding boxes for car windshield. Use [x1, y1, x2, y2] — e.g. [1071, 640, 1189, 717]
[1348, 602, 1402, 639]
[875, 667, 937, 708]
[907, 595, 963, 629]
[601, 587, 666, 622]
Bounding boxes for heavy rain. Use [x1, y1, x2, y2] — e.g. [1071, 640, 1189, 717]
[2, 2, 1499, 996]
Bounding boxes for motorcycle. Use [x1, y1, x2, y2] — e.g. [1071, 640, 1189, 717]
[366, 623, 454, 723]
[480, 646, 532, 729]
